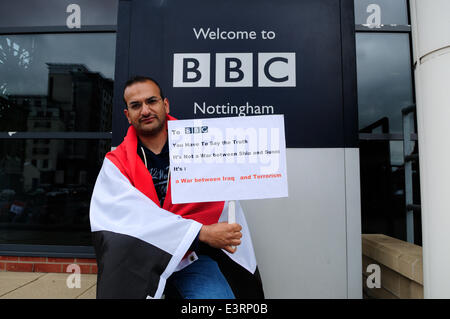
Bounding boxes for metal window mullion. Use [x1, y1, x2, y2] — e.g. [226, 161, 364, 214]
[0, 244, 95, 258]
[358, 133, 418, 141]
[0, 25, 117, 35]
[355, 24, 411, 32]
[403, 106, 416, 244]
[0, 132, 112, 139]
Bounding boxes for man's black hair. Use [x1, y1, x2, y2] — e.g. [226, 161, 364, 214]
[123, 76, 165, 108]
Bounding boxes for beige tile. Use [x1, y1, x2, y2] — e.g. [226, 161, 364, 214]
[76, 284, 96, 299]
[1, 273, 97, 299]
[0, 272, 45, 297]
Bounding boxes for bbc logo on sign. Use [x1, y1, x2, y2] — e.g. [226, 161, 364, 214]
[173, 53, 296, 87]
[185, 126, 208, 134]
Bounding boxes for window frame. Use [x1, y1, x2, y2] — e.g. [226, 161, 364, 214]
[355, 0, 415, 142]
[356, 1, 421, 244]
[0, 25, 115, 258]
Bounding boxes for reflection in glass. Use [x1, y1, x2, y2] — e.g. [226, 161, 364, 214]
[359, 137, 421, 244]
[359, 138, 406, 240]
[356, 31, 422, 243]
[356, 33, 414, 134]
[0, 139, 110, 245]
[0, 34, 115, 132]
[354, 0, 408, 25]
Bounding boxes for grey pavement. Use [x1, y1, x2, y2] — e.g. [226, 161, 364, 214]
[0, 272, 97, 299]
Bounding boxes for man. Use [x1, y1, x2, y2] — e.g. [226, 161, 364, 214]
[90, 76, 264, 299]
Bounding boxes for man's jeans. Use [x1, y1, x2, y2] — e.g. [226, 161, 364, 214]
[165, 254, 235, 299]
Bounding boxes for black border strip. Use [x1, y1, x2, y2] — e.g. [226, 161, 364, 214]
[341, 0, 359, 148]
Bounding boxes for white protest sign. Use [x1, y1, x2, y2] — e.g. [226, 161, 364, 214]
[168, 115, 288, 204]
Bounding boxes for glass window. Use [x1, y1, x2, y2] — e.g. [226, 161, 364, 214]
[0, 33, 115, 132]
[354, 0, 409, 25]
[356, 26, 421, 245]
[0, 139, 111, 246]
[0, 0, 118, 28]
[356, 33, 414, 134]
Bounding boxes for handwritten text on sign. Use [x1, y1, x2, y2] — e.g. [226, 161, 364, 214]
[168, 115, 288, 204]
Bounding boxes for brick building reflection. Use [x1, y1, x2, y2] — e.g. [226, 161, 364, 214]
[0, 64, 112, 235]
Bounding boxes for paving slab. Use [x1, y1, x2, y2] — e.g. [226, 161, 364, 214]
[76, 284, 97, 299]
[0, 272, 45, 297]
[0, 273, 97, 299]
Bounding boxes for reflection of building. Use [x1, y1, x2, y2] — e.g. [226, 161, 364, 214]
[0, 95, 28, 131]
[3, 64, 113, 193]
[6, 95, 63, 190]
[46, 63, 113, 186]
[0, 96, 25, 191]
[0, 153, 22, 192]
[7, 95, 63, 133]
[8, 95, 65, 190]
[47, 63, 112, 132]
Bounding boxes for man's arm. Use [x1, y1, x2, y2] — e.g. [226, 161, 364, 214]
[198, 222, 243, 254]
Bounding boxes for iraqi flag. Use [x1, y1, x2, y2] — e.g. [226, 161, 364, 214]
[90, 124, 264, 299]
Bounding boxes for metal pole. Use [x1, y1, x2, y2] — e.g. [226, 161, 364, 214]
[402, 106, 415, 244]
[228, 200, 236, 250]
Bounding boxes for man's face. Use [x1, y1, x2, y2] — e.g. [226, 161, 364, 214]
[123, 81, 170, 136]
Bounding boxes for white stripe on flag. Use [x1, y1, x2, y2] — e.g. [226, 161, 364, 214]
[90, 157, 202, 258]
[219, 201, 257, 274]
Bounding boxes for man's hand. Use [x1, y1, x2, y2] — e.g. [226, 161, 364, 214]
[199, 222, 242, 254]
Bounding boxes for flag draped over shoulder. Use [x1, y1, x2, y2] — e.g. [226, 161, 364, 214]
[90, 122, 264, 299]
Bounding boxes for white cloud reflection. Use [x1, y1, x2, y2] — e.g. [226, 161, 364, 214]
[0, 33, 116, 96]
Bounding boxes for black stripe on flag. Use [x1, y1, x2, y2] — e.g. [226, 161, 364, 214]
[93, 230, 171, 299]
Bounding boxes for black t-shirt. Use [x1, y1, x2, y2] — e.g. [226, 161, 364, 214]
[137, 139, 170, 207]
